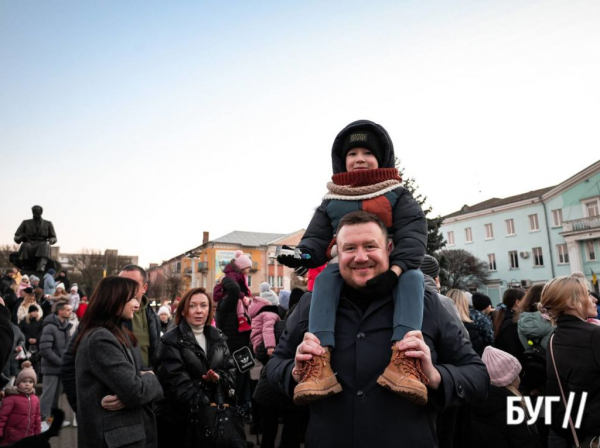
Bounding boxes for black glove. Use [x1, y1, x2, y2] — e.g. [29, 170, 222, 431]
[276, 245, 313, 268]
[360, 269, 399, 296]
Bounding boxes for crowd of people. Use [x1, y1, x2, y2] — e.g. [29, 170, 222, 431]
[1, 120, 599, 448]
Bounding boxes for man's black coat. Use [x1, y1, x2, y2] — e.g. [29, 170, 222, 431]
[267, 289, 489, 448]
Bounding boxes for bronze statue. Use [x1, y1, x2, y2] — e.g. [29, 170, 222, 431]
[13, 205, 57, 272]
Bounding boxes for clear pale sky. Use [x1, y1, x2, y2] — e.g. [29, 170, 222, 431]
[1, 0, 598, 268]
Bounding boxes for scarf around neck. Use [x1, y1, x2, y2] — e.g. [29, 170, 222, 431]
[323, 168, 402, 201]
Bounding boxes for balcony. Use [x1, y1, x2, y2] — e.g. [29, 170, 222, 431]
[563, 216, 600, 233]
[198, 261, 208, 272]
[250, 262, 260, 272]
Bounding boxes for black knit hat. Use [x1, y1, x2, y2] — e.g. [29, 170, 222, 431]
[28, 305, 38, 313]
[24, 287, 33, 295]
[341, 130, 383, 167]
[420, 255, 440, 279]
[472, 293, 492, 311]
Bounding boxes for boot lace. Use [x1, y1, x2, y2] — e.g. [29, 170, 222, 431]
[394, 350, 430, 385]
[293, 357, 321, 382]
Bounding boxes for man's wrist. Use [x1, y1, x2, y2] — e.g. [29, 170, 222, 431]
[390, 265, 402, 276]
[427, 367, 442, 390]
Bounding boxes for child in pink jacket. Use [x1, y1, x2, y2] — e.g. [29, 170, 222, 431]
[213, 251, 253, 333]
[0, 361, 41, 445]
[249, 282, 281, 357]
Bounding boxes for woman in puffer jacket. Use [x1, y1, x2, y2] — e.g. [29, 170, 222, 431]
[517, 284, 554, 350]
[156, 285, 237, 447]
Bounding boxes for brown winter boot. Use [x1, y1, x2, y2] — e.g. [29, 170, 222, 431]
[293, 348, 342, 405]
[376, 346, 429, 405]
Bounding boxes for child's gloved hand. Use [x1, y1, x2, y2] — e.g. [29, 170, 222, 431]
[277, 245, 313, 268]
[361, 269, 399, 296]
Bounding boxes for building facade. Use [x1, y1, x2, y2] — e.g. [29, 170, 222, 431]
[441, 160, 600, 303]
[147, 229, 304, 300]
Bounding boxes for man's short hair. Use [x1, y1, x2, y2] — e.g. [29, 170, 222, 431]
[32, 205, 43, 213]
[336, 211, 388, 243]
[55, 300, 70, 312]
[120, 265, 148, 283]
[5, 268, 16, 275]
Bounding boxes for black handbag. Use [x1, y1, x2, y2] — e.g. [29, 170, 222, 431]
[187, 382, 246, 448]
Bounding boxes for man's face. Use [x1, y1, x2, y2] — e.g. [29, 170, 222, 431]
[119, 270, 148, 301]
[59, 305, 73, 319]
[32, 207, 42, 219]
[337, 222, 391, 289]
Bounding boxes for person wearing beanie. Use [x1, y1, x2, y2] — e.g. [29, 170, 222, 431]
[29, 274, 40, 289]
[17, 275, 30, 297]
[470, 347, 541, 447]
[259, 282, 280, 306]
[43, 269, 56, 297]
[157, 305, 172, 335]
[213, 250, 253, 333]
[277, 120, 428, 406]
[19, 304, 44, 368]
[16, 287, 43, 325]
[249, 295, 281, 357]
[469, 292, 495, 348]
[0, 361, 42, 444]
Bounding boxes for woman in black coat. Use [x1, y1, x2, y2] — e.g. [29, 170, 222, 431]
[493, 288, 526, 360]
[541, 274, 600, 446]
[156, 285, 237, 447]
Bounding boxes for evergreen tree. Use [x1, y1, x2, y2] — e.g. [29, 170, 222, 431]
[395, 158, 446, 255]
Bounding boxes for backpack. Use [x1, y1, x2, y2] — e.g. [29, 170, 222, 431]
[520, 338, 546, 391]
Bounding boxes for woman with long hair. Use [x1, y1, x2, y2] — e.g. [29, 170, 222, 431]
[74, 276, 163, 448]
[517, 284, 554, 350]
[541, 274, 600, 446]
[16, 288, 42, 324]
[447, 289, 490, 356]
[493, 288, 526, 360]
[156, 280, 238, 447]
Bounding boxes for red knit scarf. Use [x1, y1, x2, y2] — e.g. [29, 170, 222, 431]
[331, 168, 402, 187]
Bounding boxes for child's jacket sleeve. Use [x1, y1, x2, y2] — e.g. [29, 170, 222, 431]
[297, 201, 334, 268]
[389, 187, 427, 272]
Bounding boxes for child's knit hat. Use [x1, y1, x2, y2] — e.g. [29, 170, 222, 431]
[158, 306, 171, 317]
[341, 129, 383, 167]
[482, 346, 521, 387]
[16, 361, 37, 386]
[259, 282, 280, 306]
[233, 250, 252, 270]
[28, 305, 38, 313]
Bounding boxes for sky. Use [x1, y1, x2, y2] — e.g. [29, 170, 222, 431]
[1, 0, 599, 268]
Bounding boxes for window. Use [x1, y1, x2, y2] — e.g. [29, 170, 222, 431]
[533, 247, 544, 266]
[488, 254, 497, 271]
[485, 224, 494, 239]
[175, 261, 182, 273]
[587, 241, 597, 261]
[505, 219, 515, 236]
[509, 251, 519, 269]
[529, 214, 539, 231]
[268, 275, 274, 285]
[277, 276, 283, 287]
[552, 209, 563, 227]
[465, 227, 473, 243]
[586, 201, 600, 218]
[557, 244, 569, 264]
[447, 231, 455, 246]
[247, 276, 252, 287]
